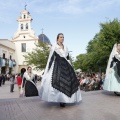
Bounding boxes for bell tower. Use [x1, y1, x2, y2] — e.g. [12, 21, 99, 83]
[12, 6, 37, 41]
[18, 10, 32, 31]
[11, 6, 38, 73]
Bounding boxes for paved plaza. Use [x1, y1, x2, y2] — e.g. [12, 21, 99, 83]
[0, 81, 19, 99]
[0, 81, 120, 120]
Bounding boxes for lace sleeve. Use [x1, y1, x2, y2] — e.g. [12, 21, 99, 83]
[114, 54, 120, 61]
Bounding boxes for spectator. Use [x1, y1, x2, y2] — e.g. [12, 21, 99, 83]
[16, 73, 22, 96]
[2, 74, 5, 85]
[10, 74, 15, 92]
[94, 77, 103, 90]
[79, 72, 104, 92]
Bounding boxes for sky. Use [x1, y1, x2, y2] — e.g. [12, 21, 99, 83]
[0, 0, 120, 59]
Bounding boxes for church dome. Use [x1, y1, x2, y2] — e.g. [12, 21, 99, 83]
[38, 34, 51, 44]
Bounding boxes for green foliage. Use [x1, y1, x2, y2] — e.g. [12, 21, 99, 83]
[73, 18, 120, 72]
[24, 42, 50, 70]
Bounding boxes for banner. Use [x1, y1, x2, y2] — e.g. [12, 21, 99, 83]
[1, 58, 5, 67]
[13, 60, 16, 66]
[9, 59, 13, 68]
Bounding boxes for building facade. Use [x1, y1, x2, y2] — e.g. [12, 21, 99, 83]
[0, 9, 51, 75]
[0, 39, 16, 74]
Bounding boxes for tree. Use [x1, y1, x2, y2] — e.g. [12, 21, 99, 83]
[73, 18, 120, 72]
[24, 42, 50, 70]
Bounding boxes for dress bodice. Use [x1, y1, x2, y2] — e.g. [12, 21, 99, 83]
[23, 72, 35, 81]
[55, 44, 69, 58]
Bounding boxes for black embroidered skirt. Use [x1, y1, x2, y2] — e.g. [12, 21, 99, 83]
[52, 52, 79, 97]
[25, 81, 38, 97]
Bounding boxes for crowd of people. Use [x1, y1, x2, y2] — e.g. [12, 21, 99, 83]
[77, 72, 105, 92]
[0, 73, 42, 96]
[0, 74, 18, 92]
[0, 71, 105, 97]
[0, 74, 7, 86]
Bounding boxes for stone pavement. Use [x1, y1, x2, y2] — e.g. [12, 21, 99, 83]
[0, 82, 120, 120]
[0, 81, 41, 99]
[0, 81, 19, 99]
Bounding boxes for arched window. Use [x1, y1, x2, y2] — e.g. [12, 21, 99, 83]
[21, 24, 23, 30]
[26, 23, 28, 29]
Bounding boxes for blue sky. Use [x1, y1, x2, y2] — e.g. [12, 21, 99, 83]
[0, 0, 120, 58]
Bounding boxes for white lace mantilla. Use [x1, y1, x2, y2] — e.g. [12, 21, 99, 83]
[114, 53, 120, 61]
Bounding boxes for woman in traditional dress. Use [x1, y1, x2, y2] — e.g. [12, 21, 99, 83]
[103, 43, 120, 95]
[21, 66, 38, 97]
[39, 33, 82, 107]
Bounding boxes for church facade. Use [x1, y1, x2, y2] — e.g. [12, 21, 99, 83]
[0, 9, 51, 75]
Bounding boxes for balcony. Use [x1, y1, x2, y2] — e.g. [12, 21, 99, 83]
[0, 57, 16, 68]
